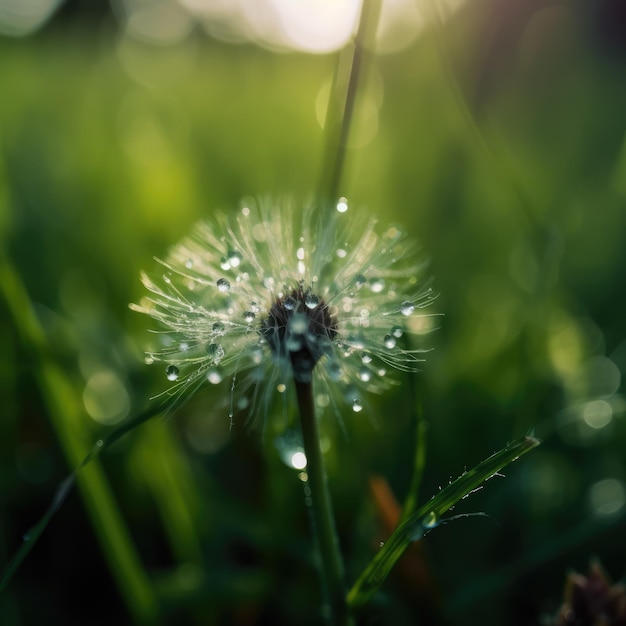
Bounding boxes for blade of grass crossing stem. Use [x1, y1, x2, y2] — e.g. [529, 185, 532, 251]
[0, 260, 159, 623]
[347, 436, 540, 608]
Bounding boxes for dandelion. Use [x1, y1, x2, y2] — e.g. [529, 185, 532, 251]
[131, 198, 437, 424]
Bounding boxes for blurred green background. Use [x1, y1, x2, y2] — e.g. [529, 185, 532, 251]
[1, 0, 626, 624]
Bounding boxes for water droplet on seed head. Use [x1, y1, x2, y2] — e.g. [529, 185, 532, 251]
[370, 278, 385, 293]
[227, 250, 242, 268]
[383, 335, 397, 349]
[304, 293, 319, 309]
[207, 369, 222, 384]
[166, 365, 179, 381]
[401, 301, 415, 316]
[358, 367, 372, 382]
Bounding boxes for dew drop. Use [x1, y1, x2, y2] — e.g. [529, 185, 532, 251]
[358, 367, 372, 382]
[378, 367, 387, 377]
[361, 352, 373, 364]
[354, 274, 366, 288]
[297, 247, 305, 260]
[206, 343, 225, 362]
[207, 369, 222, 384]
[144, 354, 155, 365]
[220, 257, 231, 270]
[370, 278, 385, 293]
[217, 278, 230, 292]
[304, 293, 319, 309]
[163, 273, 171, 284]
[336, 248, 347, 258]
[352, 398, 363, 413]
[383, 335, 397, 349]
[227, 250, 242, 268]
[391, 325, 404, 338]
[165, 365, 179, 381]
[23, 534, 30, 542]
[243, 310, 256, 323]
[337, 197, 348, 213]
[401, 301, 415, 316]
[277, 383, 287, 393]
[250, 301, 261, 313]
[423, 511, 439, 528]
[185, 259, 193, 269]
[284, 296, 296, 311]
[179, 341, 189, 352]
[96, 439, 104, 447]
[212, 321, 225, 335]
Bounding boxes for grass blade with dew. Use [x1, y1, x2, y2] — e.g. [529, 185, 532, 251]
[347, 435, 540, 608]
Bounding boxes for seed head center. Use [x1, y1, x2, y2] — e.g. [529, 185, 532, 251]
[260, 286, 338, 381]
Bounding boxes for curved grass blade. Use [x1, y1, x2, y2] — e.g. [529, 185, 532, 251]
[347, 435, 540, 608]
[0, 396, 165, 594]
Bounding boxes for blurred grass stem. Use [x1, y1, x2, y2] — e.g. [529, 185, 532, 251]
[0, 258, 158, 622]
[295, 379, 353, 626]
[317, 0, 381, 206]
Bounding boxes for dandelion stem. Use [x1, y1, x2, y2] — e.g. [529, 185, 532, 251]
[295, 379, 352, 626]
[400, 366, 427, 522]
[317, 0, 382, 206]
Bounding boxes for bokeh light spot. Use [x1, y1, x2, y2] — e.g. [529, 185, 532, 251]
[583, 400, 613, 430]
[588, 478, 626, 516]
[83, 371, 130, 425]
[291, 451, 307, 470]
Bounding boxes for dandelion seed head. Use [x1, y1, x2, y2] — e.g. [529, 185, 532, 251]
[132, 199, 438, 423]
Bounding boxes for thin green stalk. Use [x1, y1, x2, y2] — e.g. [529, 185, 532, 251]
[399, 375, 427, 523]
[317, 0, 382, 207]
[294, 379, 352, 626]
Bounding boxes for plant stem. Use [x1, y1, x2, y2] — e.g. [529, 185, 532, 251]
[317, 0, 382, 207]
[294, 379, 353, 626]
[399, 365, 428, 523]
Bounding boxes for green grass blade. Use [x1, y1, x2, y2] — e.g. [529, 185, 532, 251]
[0, 259, 160, 623]
[347, 435, 540, 608]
